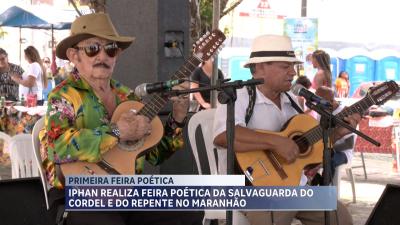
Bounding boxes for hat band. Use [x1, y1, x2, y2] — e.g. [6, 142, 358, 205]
[250, 51, 295, 58]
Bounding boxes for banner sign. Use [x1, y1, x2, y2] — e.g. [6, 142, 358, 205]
[65, 175, 336, 211]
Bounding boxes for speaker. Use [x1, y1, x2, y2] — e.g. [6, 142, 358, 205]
[108, 0, 190, 89]
[0, 177, 55, 225]
[365, 183, 400, 225]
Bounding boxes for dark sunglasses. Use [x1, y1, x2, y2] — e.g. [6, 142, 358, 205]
[74, 42, 119, 58]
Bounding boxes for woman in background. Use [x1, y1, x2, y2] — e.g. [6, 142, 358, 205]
[0, 48, 24, 101]
[190, 57, 224, 110]
[11, 46, 47, 105]
[335, 71, 350, 98]
[311, 49, 332, 90]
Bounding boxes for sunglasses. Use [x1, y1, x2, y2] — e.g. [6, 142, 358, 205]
[74, 42, 119, 58]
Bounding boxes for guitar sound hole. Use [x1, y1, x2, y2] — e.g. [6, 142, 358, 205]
[293, 135, 309, 154]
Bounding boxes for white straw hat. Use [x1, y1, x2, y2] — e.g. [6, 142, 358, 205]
[243, 34, 303, 68]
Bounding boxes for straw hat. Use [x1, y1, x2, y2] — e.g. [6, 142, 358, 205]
[56, 13, 135, 60]
[243, 34, 302, 68]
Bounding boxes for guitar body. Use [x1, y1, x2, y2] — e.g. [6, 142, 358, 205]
[61, 101, 164, 175]
[236, 80, 399, 186]
[236, 114, 323, 186]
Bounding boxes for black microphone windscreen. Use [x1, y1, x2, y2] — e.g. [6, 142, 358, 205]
[291, 84, 305, 96]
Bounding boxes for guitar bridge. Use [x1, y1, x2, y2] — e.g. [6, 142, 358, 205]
[245, 160, 271, 183]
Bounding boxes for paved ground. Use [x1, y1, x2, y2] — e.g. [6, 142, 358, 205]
[340, 152, 400, 225]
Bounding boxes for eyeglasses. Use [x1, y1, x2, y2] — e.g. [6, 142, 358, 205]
[74, 42, 119, 58]
[44, 61, 50, 64]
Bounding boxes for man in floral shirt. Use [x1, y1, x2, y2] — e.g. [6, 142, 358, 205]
[40, 13, 192, 225]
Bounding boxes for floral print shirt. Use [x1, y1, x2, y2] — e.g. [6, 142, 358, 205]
[39, 70, 184, 189]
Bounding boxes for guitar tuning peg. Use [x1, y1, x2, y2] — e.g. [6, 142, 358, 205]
[207, 52, 211, 56]
[196, 40, 200, 45]
[202, 42, 206, 46]
[199, 37, 203, 42]
[208, 36, 212, 40]
[212, 45, 217, 49]
[212, 33, 216, 37]
[206, 31, 210, 35]
[218, 38, 223, 42]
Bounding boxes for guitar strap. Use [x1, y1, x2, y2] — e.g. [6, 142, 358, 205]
[283, 92, 304, 114]
[245, 86, 304, 125]
[245, 85, 257, 125]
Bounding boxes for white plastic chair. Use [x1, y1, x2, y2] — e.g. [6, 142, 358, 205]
[9, 133, 38, 178]
[333, 135, 358, 203]
[334, 163, 356, 203]
[32, 117, 50, 210]
[187, 109, 250, 225]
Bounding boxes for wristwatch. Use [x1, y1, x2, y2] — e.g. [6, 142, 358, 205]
[110, 123, 121, 141]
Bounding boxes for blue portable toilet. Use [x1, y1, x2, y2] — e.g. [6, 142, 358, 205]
[345, 56, 375, 96]
[228, 56, 252, 81]
[375, 56, 400, 81]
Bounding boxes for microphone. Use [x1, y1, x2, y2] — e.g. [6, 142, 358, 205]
[291, 84, 332, 107]
[134, 79, 184, 97]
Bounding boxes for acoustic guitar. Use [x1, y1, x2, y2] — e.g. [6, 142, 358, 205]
[61, 29, 226, 176]
[236, 81, 399, 186]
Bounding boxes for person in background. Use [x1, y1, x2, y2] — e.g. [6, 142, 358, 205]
[213, 34, 360, 225]
[315, 86, 355, 168]
[190, 56, 224, 110]
[293, 75, 312, 110]
[311, 49, 332, 90]
[39, 13, 195, 225]
[42, 57, 53, 77]
[11, 46, 47, 105]
[0, 48, 24, 101]
[335, 71, 350, 98]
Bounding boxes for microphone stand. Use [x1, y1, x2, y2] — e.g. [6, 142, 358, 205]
[167, 78, 264, 225]
[305, 100, 380, 225]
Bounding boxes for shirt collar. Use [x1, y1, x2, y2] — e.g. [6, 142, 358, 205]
[66, 68, 131, 102]
[255, 87, 291, 105]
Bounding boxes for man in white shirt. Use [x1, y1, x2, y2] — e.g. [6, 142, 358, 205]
[213, 35, 360, 225]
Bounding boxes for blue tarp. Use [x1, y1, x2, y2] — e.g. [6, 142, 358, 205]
[0, 6, 71, 30]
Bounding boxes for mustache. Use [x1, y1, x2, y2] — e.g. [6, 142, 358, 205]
[93, 63, 110, 69]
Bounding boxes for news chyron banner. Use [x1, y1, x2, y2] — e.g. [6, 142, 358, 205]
[65, 175, 336, 211]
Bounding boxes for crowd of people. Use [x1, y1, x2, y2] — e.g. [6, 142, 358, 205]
[0, 11, 364, 225]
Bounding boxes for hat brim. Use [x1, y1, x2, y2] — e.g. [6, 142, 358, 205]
[243, 56, 303, 68]
[56, 33, 135, 60]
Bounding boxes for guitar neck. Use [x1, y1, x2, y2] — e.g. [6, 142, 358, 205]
[138, 55, 202, 120]
[301, 96, 375, 145]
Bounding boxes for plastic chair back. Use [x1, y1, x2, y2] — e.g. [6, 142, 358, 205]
[187, 109, 249, 225]
[32, 117, 50, 210]
[9, 133, 38, 178]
